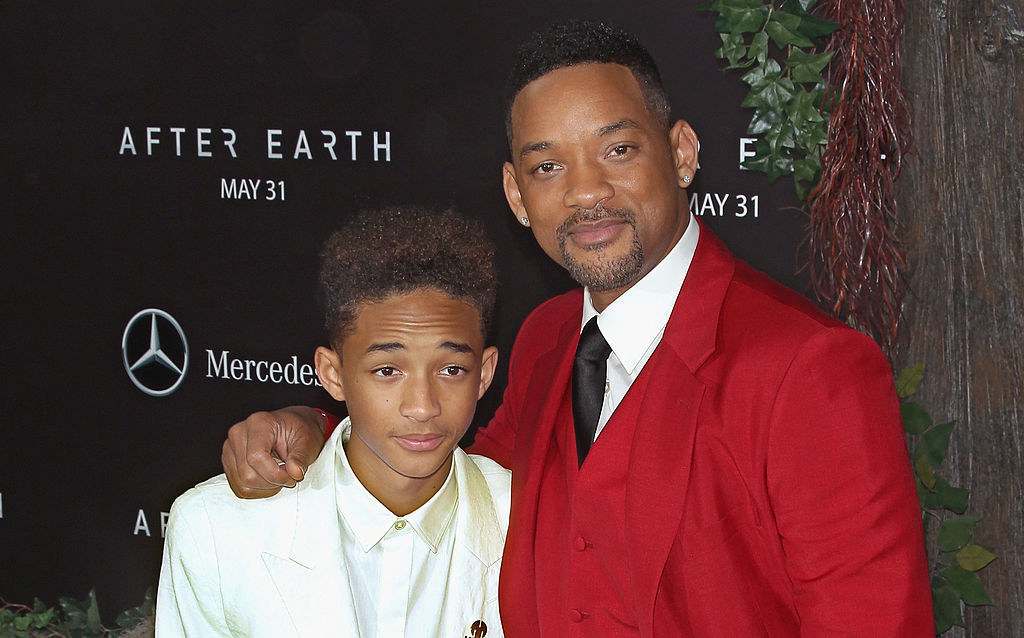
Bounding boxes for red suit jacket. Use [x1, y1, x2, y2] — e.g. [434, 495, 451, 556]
[470, 224, 933, 636]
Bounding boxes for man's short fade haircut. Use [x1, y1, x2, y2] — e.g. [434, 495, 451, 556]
[319, 206, 497, 348]
[503, 19, 672, 147]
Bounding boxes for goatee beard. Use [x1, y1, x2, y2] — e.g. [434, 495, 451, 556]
[556, 207, 644, 291]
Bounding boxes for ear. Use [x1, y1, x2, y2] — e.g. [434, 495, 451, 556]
[668, 120, 700, 188]
[502, 162, 528, 225]
[477, 346, 499, 399]
[314, 346, 346, 402]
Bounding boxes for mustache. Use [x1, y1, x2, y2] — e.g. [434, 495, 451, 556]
[555, 206, 637, 237]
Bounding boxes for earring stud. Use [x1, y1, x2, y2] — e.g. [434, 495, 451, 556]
[520, 217, 529, 226]
[682, 175, 691, 184]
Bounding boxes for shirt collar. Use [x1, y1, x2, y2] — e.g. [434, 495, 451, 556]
[334, 417, 458, 554]
[582, 213, 699, 373]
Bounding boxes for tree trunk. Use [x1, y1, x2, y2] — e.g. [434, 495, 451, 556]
[899, 1, 1024, 635]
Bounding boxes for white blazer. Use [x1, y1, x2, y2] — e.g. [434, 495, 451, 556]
[156, 427, 510, 637]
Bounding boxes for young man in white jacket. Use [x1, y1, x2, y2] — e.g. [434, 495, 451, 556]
[157, 207, 510, 638]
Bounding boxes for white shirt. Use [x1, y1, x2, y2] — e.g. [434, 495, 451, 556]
[581, 213, 699, 439]
[334, 421, 461, 638]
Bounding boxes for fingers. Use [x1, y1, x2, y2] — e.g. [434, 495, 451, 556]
[283, 458, 307, 483]
[222, 436, 283, 499]
[273, 406, 327, 482]
[222, 412, 296, 499]
[222, 442, 286, 501]
[245, 441, 297, 488]
[220, 407, 328, 499]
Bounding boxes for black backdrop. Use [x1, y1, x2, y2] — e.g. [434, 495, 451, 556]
[1, 1, 808, 618]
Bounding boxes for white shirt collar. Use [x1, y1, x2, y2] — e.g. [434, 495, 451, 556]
[334, 417, 458, 554]
[582, 213, 699, 374]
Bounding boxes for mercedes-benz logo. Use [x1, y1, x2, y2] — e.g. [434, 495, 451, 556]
[121, 308, 189, 397]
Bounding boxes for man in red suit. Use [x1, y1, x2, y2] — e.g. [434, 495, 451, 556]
[220, 20, 933, 636]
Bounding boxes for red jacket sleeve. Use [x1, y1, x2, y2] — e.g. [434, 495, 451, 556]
[766, 328, 933, 635]
[467, 326, 534, 468]
[468, 389, 516, 469]
[321, 410, 342, 440]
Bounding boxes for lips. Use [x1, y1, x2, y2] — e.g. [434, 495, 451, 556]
[566, 218, 628, 248]
[393, 434, 446, 452]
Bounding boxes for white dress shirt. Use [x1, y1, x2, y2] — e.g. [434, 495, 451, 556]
[334, 422, 460, 638]
[581, 213, 699, 439]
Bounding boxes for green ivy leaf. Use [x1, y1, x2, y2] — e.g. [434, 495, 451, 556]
[919, 476, 970, 514]
[115, 588, 156, 630]
[798, 133, 826, 157]
[793, 155, 819, 184]
[765, 154, 794, 181]
[930, 577, 963, 632]
[33, 607, 56, 629]
[940, 549, 960, 564]
[13, 615, 32, 631]
[765, 16, 815, 48]
[895, 363, 925, 398]
[744, 74, 796, 117]
[59, 595, 88, 628]
[900, 401, 932, 434]
[85, 590, 102, 633]
[743, 137, 793, 181]
[741, 58, 782, 88]
[784, 88, 824, 122]
[717, 33, 749, 67]
[764, 120, 797, 153]
[714, 0, 772, 34]
[957, 544, 997, 572]
[781, 0, 841, 40]
[914, 420, 956, 466]
[940, 564, 994, 606]
[747, 108, 783, 135]
[914, 454, 936, 490]
[937, 516, 981, 552]
[749, 31, 769, 65]
[741, 149, 770, 172]
[786, 91, 827, 155]
[794, 125, 826, 154]
[786, 49, 834, 83]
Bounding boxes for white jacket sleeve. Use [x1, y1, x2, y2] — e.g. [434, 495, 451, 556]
[155, 490, 232, 637]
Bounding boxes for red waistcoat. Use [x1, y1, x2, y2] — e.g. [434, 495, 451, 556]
[534, 362, 651, 637]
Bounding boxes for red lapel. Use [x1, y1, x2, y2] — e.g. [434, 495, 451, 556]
[625, 223, 736, 636]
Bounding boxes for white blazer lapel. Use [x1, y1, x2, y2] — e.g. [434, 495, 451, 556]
[435, 451, 507, 638]
[261, 430, 363, 637]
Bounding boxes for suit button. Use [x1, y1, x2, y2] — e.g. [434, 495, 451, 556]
[569, 609, 585, 623]
[394, 520, 406, 530]
[574, 536, 588, 551]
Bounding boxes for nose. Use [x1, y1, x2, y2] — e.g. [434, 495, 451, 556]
[562, 160, 614, 210]
[399, 376, 441, 422]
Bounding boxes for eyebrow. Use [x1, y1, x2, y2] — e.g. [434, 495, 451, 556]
[518, 140, 551, 160]
[439, 341, 474, 354]
[597, 119, 641, 136]
[366, 342, 404, 353]
[517, 119, 643, 160]
[364, 341, 474, 354]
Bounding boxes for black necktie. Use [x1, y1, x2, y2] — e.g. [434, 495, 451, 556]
[572, 316, 612, 467]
